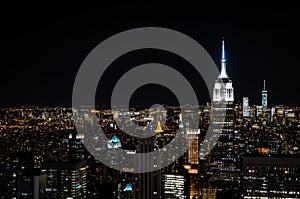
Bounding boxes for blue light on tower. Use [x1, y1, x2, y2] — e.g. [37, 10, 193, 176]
[123, 184, 133, 192]
[262, 80, 267, 110]
[222, 37, 226, 62]
[149, 124, 154, 131]
[111, 135, 120, 143]
[218, 36, 229, 79]
[76, 183, 82, 189]
[107, 135, 121, 148]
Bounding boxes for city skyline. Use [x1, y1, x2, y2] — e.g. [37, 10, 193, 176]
[1, 4, 300, 107]
[1, 36, 300, 197]
[1, 4, 300, 199]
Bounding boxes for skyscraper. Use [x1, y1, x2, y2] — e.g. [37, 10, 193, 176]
[17, 170, 46, 199]
[212, 37, 234, 102]
[187, 129, 200, 165]
[207, 37, 240, 198]
[43, 160, 87, 199]
[242, 157, 300, 198]
[186, 129, 201, 198]
[163, 174, 185, 198]
[262, 80, 268, 110]
[136, 124, 161, 199]
[243, 97, 250, 117]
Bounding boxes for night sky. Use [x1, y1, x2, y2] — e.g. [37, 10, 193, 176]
[1, 3, 300, 107]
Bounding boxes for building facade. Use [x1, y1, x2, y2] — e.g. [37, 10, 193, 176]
[243, 97, 250, 117]
[207, 38, 240, 198]
[43, 161, 87, 199]
[262, 80, 268, 111]
[242, 156, 300, 199]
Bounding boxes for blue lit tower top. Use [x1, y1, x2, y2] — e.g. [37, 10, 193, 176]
[123, 184, 133, 192]
[219, 36, 229, 79]
[262, 80, 268, 109]
[213, 36, 234, 102]
[107, 135, 121, 148]
[222, 37, 226, 61]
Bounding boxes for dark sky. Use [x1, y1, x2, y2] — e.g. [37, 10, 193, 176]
[1, 3, 300, 107]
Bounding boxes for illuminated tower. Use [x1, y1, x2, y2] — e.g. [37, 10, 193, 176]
[243, 97, 250, 117]
[262, 80, 267, 110]
[44, 161, 87, 199]
[213, 37, 234, 102]
[154, 121, 164, 137]
[136, 123, 161, 199]
[154, 121, 163, 132]
[122, 184, 134, 199]
[186, 129, 200, 198]
[208, 37, 240, 198]
[68, 132, 85, 161]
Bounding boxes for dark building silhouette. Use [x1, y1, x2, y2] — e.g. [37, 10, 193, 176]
[207, 38, 240, 198]
[242, 156, 300, 198]
[136, 125, 161, 199]
[43, 160, 87, 199]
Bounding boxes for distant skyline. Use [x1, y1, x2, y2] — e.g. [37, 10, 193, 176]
[1, 4, 300, 107]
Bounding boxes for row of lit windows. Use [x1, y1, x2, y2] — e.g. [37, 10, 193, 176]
[246, 189, 300, 195]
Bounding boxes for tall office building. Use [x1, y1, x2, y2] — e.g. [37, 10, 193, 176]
[43, 160, 87, 199]
[163, 174, 186, 198]
[186, 129, 201, 198]
[186, 129, 200, 165]
[242, 156, 300, 198]
[8, 152, 36, 199]
[136, 124, 161, 199]
[262, 80, 268, 110]
[17, 170, 46, 199]
[207, 37, 240, 198]
[68, 132, 86, 161]
[243, 97, 250, 117]
[0, 138, 9, 198]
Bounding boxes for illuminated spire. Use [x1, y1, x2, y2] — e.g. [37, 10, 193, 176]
[154, 121, 163, 133]
[107, 135, 121, 148]
[222, 36, 226, 61]
[219, 36, 229, 79]
[262, 80, 268, 108]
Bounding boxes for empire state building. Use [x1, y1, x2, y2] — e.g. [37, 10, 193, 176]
[207, 37, 240, 198]
[213, 38, 234, 102]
